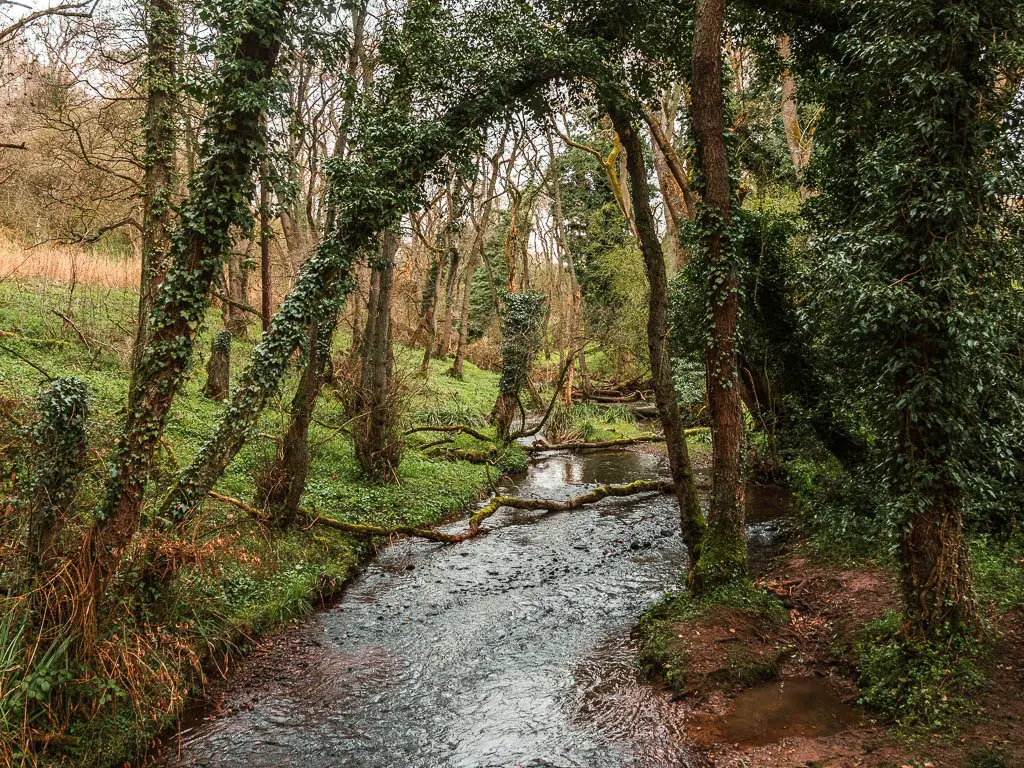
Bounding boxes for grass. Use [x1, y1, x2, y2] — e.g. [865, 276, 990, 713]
[0, 276, 551, 767]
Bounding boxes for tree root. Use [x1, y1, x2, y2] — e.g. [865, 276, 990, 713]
[206, 479, 675, 546]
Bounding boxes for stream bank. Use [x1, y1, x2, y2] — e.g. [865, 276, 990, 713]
[143, 442, 1024, 768]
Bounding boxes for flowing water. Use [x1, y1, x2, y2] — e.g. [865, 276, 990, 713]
[149, 447, 848, 768]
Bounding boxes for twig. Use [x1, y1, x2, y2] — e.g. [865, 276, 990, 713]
[0, 343, 53, 380]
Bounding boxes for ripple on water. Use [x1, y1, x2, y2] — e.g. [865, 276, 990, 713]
[150, 448, 795, 768]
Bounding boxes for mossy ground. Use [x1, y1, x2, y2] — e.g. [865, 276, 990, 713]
[0, 280, 648, 766]
[637, 583, 791, 695]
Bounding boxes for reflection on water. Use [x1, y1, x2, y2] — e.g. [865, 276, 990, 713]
[149, 448, 796, 768]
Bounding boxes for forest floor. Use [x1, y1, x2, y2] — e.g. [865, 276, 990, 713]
[642, 537, 1024, 768]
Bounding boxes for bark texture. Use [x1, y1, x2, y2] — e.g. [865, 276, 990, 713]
[131, 0, 179, 378]
[690, 0, 748, 593]
[203, 331, 232, 401]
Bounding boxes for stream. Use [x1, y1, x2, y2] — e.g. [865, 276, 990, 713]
[149, 447, 795, 768]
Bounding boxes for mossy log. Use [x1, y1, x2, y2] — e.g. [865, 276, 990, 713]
[466, 479, 674, 531]
[207, 479, 675, 546]
[405, 424, 493, 442]
[425, 447, 498, 464]
[523, 427, 707, 453]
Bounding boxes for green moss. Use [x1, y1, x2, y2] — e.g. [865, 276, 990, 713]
[690, 523, 751, 594]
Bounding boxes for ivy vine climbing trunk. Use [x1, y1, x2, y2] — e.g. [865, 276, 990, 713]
[689, 0, 748, 593]
[608, 105, 706, 573]
[84, 0, 289, 604]
[492, 291, 546, 440]
[131, 0, 179, 379]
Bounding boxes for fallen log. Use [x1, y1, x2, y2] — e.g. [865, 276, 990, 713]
[524, 427, 708, 453]
[467, 479, 674, 530]
[405, 424, 493, 442]
[525, 435, 664, 452]
[206, 479, 676, 545]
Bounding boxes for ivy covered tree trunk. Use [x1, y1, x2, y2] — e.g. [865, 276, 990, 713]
[131, 0, 179, 378]
[608, 106, 706, 573]
[354, 232, 401, 481]
[492, 291, 546, 440]
[689, 0, 748, 593]
[26, 378, 88, 574]
[203, 331, 231, 400]
[803, 0, 1023, 638]
[259, 318, 334, 526]
[86, 0, 289, 599]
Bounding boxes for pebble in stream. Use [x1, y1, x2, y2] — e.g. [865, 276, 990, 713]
[150, 449, 782, 768]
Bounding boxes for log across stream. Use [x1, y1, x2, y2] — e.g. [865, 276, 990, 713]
[148, 447, 808, 768]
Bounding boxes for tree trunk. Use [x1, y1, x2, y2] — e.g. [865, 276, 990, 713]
[223, 246, 250, 336]
[648, 88, 690, 272]
[131, 0, 179, 379]
[203, 331, 231, 400]
[900, 493, 977, 639]
[608, 106, 707, 573]
[85, 0, 288, 603]
[354, 233, 402, 481]
[449, 247, 476, 378]
[690, 0, 747, 593]
[436, 249, 459, 357]
[419, 247, 447, 374]
[777, 35, 812, 198]
[545, 132, 583, 405]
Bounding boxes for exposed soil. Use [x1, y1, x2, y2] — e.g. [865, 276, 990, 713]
[666, 542, 1024, 767]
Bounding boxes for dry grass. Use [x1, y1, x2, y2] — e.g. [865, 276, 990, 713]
[0, 233, 139, 291]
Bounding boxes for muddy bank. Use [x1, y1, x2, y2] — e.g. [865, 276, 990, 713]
[642, 543, 1024, 768]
